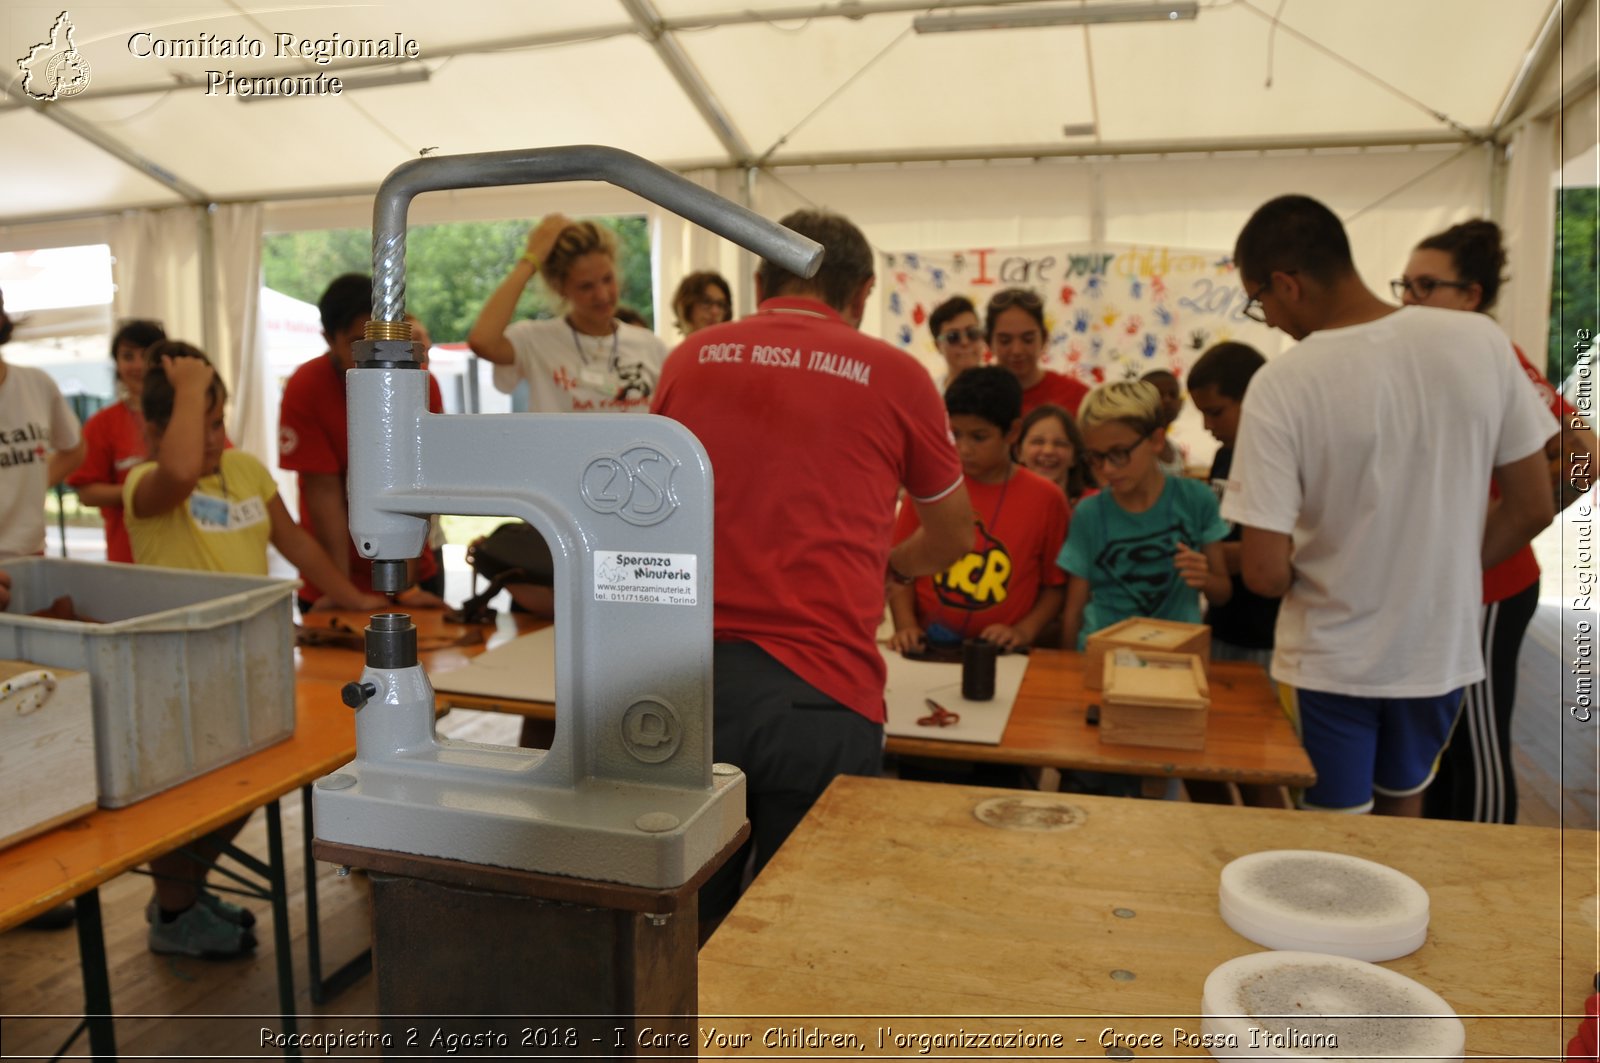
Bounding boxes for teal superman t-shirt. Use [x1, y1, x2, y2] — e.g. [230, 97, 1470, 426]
[1058, 475, 1229, 649]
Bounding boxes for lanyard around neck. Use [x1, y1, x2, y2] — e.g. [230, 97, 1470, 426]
[568, 320, 619, 373]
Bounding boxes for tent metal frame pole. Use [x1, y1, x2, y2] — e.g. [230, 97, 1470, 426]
[619, 0, 756, 165]
[1, 85, 210, 204]
[754, 130, 1480, 168]
[1490, 0, 1571, 132]
[657, 0, 1070, 31]
[0, 131, 1484, 231]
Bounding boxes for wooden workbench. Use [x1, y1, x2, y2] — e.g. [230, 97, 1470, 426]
[889, 649, 1313, 787]
[699, 774, 1594, 1059]
[887, 649, 1313, 787]
[427, 637, 1315, 790]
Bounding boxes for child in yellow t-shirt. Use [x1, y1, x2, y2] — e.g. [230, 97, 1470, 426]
[124, 341, 388, 959]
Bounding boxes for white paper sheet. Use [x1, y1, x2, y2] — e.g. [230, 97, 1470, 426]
[431, 627, 557, 704]
[881, 647, 1028, 745]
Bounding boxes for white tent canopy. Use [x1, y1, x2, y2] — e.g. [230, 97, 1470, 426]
[0, 0, 1593, 454]
[0, 0, 1573, 214]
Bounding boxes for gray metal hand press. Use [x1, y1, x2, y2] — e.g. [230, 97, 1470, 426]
[313, 146, 822, 890]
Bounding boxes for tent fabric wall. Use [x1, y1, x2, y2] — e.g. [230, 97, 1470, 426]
[210, 203, 272, 461]
[108, 207, 206, 355]
[1504, 118, 1560, 365]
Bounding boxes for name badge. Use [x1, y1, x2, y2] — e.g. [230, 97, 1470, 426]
[579, 364, 615, 392]
[190, 493, 230, 528]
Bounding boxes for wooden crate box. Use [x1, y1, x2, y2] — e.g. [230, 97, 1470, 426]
[0, 660, 97, 849]
[1099, 649, 1209, 751]
[1084, 617, 1210, 690]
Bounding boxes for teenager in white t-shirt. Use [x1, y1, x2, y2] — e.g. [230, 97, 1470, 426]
[1221, 195, 1556, 817]
[468, 215, 667, 414]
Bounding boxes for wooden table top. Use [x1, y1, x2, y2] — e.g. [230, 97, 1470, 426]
[699, 774, 1594, 1059]
[0, 609, 529, 931]
[888, 649, 1315, 787]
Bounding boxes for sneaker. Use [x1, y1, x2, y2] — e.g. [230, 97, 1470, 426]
[145, 890, 257, 928]
[147, 902, 258, 959]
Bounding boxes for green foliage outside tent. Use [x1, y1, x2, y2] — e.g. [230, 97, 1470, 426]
[1549, 187, 1599, 390]
[261, 216, 655, 343]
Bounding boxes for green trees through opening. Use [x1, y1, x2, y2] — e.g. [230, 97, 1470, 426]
[262, 216, 654, 343]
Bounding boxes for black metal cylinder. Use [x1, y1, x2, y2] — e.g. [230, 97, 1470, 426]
[961, 639, 998, 702]
[369, 558, 409, 593]
[366, 612, 418, 669]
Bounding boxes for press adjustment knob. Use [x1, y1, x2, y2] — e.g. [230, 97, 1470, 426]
[341, 681, 378, 708]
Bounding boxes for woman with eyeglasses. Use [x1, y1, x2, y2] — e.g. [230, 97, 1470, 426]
[928, 295, 987, 387]
[1057, 380, 1231, 653]
[671, 271, 733, 337]
[985, 287, 1089, 416]
[1397, 218, 1596, 824]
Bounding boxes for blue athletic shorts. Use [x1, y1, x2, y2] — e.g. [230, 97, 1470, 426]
[1288, 688, 1464, 812]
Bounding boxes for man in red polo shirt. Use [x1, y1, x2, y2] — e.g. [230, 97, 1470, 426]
[278, 274, 443, 610]
[652, 209, 971, 930]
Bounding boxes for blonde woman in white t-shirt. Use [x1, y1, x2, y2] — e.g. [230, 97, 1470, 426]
[467, 215, 667, 414]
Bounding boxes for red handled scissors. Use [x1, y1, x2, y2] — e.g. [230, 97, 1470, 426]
[918, 698, 961, 728]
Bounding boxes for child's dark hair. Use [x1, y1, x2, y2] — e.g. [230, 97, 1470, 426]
[1416, 218, 1506, 313]
[111, 319, 166, 357]
[1017, 403, 1096, 501]
[1187, 342, 1266, 401]
[945, 365, 1022, 432]
[929, 295, 977, 341]
[318, 273, 371, 337]
[141, 340, 227, 428]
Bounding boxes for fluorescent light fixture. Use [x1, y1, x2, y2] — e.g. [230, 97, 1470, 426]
[914, 1, 1198, 33]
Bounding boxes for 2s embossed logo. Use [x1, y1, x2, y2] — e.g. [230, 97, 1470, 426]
[579, 445, 679, 526]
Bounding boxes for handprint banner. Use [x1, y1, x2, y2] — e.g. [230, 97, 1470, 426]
[882, 243, 1282, 384]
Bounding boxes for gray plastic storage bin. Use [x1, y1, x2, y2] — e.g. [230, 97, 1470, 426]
[0, 557, 299, 808]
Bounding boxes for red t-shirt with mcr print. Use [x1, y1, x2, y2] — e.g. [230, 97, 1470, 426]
[893, 466, 1069, 639]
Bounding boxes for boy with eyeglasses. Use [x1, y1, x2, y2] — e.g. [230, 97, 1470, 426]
[1058, 380, 1231, 651]
[1223, 194, 1555, 817]
[927, 295, 986, 387]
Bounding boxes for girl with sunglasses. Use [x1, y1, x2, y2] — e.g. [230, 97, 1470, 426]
[1397, 218, 1596, 824]
[1058, 381, 1231, 652]
[985, 287, 1089, 416]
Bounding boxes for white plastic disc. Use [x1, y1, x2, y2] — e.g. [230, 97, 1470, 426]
[1201, 950, 1464, 1061]
[1219, 850, 1430, 962]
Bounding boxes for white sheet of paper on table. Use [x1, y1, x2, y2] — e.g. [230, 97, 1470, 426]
[430, 627, 557, 704]
[879, 647, 1028, 745]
